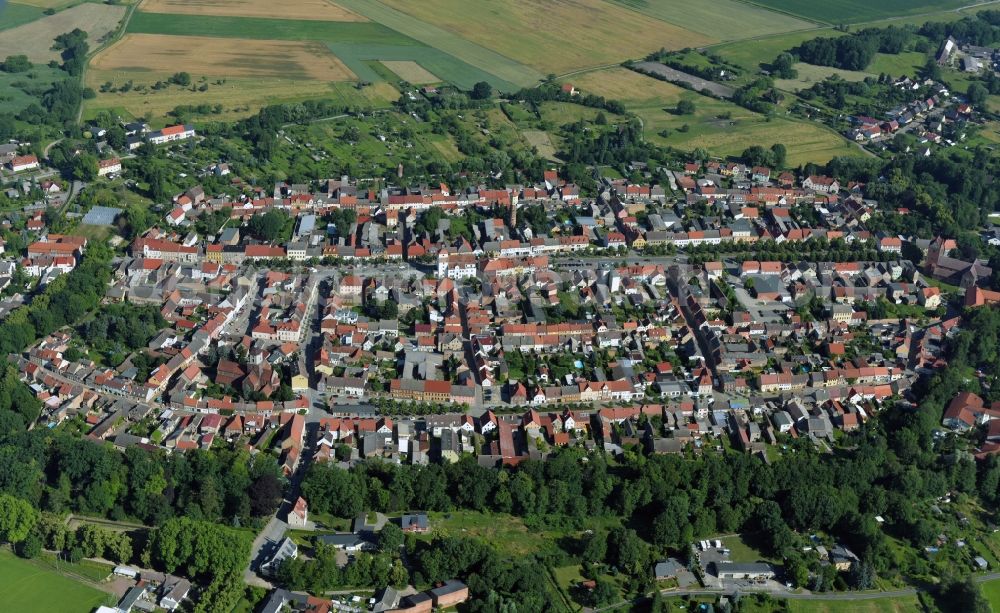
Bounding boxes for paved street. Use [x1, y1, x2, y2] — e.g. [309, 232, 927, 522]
[244, 515, 286, 588]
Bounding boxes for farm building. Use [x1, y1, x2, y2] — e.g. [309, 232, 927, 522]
[711, 562, 775, 580]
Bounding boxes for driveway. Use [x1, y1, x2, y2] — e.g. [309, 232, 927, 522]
[244, 516, 287, 588]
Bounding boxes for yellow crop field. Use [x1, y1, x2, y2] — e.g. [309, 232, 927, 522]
[568, 67, 688, 106]
[140, 0, 367, 22]
[91, 34, 355, 81]
[381, 61, 439, 84]
[378, 0, 713, 74]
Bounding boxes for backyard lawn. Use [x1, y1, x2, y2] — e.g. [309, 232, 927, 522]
[720, 533, 777, 563]
[982, 577, 1000, 609]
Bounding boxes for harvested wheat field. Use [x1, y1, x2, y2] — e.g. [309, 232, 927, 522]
[0, 2, 126, 62]
[140, 0, 367, 21]
[381, 60, 439, 84]
[91, 34, 355, 81]
[375, 0, 713, 73]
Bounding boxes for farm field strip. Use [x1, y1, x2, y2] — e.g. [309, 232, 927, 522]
[380, 60, 439, 84]
[126, 11, 414, 44]
[124, 10, 520, 90]
[0, 2, 45, 32]
[10, 0, 77, 8]
[747, 0, 977, 25]
[335, 0, 544, 87]
[371, 0, 712, 75]
[607, 0, 817, 38]
[140, 0, 368, 22]
[91, 34, 356, 81]
[0, 2, 126, 63]
[328, 43, 516, 90]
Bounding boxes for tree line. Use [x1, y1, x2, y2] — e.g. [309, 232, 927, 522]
[0, 427, 285, 527]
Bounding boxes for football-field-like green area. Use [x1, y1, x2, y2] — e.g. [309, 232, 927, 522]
[0, 549, 112, 613]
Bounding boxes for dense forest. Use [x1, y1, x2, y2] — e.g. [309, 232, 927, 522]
[0, 429, 285, 526]
[793, 26, 911, 71]
[78, 303, 167, 363]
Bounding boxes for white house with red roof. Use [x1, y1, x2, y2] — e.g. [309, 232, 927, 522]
[9, 154, 39, 173]
[97, 157, 121, 177]
[148, 124, 196, 145]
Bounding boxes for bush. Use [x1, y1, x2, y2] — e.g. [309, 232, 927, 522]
[0, 55, 32, 73]
[17, 533, 42, 559]
[676, 99, 696, 115]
